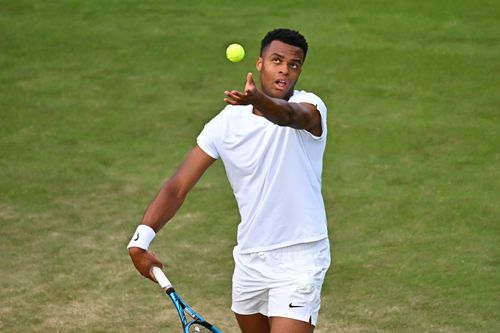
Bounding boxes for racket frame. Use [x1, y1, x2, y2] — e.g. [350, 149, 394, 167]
[151, 267, 222, 333]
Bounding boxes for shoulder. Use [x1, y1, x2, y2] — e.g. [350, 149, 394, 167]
[289, 90, 327, 112]
[205, 105, 234, 125]
[290, 90, 328, 140]
[215, 104, 250, 120]
[201, 104, 251, 132]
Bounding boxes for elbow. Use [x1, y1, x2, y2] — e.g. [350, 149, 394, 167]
[162, 179, 189, 201]
[280, 103, 309, 128]
[278, 109, 301, 128]
[275, 108, 295, 127]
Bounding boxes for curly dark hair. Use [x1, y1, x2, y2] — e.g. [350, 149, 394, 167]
[260, 28, 308, 61]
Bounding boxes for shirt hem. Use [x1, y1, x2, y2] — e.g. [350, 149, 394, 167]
[234, 235, 329, 254]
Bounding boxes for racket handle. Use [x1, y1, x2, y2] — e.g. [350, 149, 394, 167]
[151, 266, 173, 290]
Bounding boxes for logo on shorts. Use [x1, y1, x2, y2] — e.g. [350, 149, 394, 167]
[289, 302, 304, 308]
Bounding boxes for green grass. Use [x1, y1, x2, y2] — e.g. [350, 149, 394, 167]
[1, 0, 499, 332]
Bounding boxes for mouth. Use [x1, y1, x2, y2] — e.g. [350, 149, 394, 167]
[275, 79, 288, 90]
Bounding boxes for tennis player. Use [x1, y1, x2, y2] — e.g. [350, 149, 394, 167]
[128, 28, 331, 333]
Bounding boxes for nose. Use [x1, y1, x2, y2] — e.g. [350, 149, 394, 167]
[279, 62, 289, 75]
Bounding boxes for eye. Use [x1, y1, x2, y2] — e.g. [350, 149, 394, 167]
[290, 63, 300, 70]
[272, 58, 281, 64]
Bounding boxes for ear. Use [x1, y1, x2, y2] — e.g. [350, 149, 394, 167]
[256, 57, 263, 72]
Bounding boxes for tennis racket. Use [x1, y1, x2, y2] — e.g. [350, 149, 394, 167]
[151, 266, 222, 333]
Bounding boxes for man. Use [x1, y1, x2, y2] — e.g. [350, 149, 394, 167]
[128, 28, 330, 333]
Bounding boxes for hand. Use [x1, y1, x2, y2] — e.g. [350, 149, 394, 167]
[128, 247, 164, 282]
[224, 72, 260, 106]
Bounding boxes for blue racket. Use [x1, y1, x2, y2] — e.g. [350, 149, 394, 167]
[151, 267, 222, 333]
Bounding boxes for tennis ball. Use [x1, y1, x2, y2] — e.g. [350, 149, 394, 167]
[226, 43, 245, 62]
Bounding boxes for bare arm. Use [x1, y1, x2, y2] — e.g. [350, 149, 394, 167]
[224, 72, 322, 136]
[129, 145, 216, 280]
[141, 145, 216, 231]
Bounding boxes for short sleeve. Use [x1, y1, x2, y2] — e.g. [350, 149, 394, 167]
[196, 114, 222, 159]
[290, 91, 328, 141]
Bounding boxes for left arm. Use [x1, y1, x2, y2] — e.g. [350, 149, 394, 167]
[224, 73, 322, 136]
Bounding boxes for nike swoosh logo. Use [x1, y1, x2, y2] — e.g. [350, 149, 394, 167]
[289, 303, 304, 308]
[133, 233, 139, 241]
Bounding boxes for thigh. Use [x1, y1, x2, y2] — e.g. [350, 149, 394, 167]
[235, 313, 270, 333]
[270, 316, 314, 333]
[231, 249, 271, 317]
[267, 239, 331, 326]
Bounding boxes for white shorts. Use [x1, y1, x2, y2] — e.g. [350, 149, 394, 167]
[231, 238, 331, 326]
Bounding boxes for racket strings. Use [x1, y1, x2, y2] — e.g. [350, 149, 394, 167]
[188, 323, 212, 333]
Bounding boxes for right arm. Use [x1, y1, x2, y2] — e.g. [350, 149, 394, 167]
[128, 145, 216, 280]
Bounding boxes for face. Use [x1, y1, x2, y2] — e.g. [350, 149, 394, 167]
[256, 40, 304, 100]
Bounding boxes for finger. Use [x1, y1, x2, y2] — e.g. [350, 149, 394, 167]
[147, 261, 164, 282]
[149, 266, 160, 282]
[247, 72, 254, 85]
[137, 252, 162, 280]
[231, 90, 245, 99]
[224, 91, 237, 101]
[245, 73, 256, 95]
[148, 252, 164, 268]
[225, 90, 244, 97]
[225, 89, 245, 96]
[224, 90, 240, 95]
[149, 272, 158, 282]
[224, 98, 238, 105]
[225, 91, 243, 102]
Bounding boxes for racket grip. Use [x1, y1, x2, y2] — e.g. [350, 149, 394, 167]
[151, 266, 172, 290]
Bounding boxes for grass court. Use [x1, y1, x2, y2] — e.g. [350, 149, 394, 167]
[1, 1, 498, 332]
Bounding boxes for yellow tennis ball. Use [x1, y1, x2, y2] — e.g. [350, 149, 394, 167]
[226, 43, 245, 62]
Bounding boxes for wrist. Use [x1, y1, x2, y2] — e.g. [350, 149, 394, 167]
[128, 246, 145, 255]
[251, 88, 265, 106]
[127, 224, 156, 251]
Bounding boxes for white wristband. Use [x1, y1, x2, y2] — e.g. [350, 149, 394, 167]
[127, 225, 156, 250]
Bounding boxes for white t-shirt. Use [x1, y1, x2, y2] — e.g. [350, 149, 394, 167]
[197, 90, 328, 253]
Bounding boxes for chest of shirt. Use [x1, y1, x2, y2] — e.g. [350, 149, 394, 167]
[218, 115, 299, 171]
